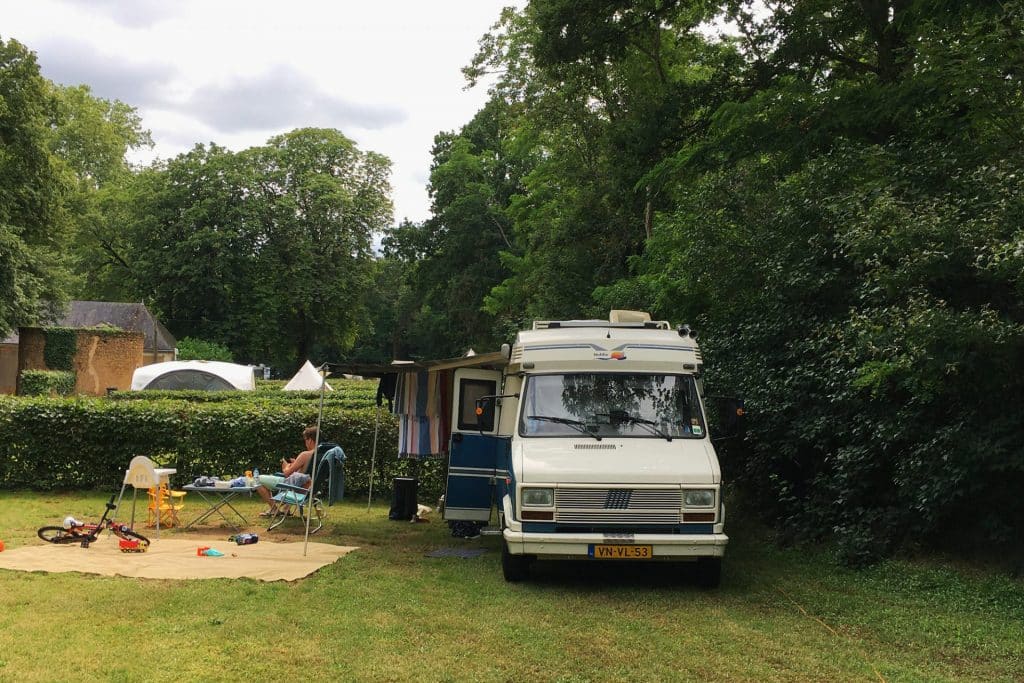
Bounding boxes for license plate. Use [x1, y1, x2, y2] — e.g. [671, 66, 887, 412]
[588, 544, 653, 559]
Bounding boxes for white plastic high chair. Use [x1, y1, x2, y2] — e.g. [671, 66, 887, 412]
[114, 456, 177, 538]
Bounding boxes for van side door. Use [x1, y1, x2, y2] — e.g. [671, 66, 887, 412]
[443, 368, 508, 523]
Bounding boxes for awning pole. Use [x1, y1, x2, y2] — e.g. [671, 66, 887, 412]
[303, 362, 329, 557]
[367, 404, 381, 511]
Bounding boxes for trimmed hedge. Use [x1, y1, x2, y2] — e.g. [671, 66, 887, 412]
[20, 370, 76, 397]
[0, 396, 444, 500]
[107, 390, 379, 410]
[109, 379, 379, 408]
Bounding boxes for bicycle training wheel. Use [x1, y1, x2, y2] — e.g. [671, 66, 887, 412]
[37, 526, 80, 544]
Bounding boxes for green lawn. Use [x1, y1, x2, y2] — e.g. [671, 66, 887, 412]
[0, 491, 1020, 682]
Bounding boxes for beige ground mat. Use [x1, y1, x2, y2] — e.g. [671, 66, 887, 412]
[0, 535, 357, 581]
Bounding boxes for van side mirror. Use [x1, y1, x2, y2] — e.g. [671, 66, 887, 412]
[471, 396, 497, 432]
[709, 396, 746, 440]
[473, 393, 518, 415]
[472, 393, 519, 433]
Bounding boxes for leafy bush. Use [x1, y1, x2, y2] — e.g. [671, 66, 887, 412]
[42, 327, 77, 371]
[176, 337, 234, 362]
[628, 141, 1024, 564]
[0, 396, 444, 500]
[19, 370, 76, 396]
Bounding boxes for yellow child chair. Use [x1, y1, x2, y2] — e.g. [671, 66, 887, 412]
[147, 483, 186, 528]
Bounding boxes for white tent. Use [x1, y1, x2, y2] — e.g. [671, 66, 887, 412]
[130, 361, 256, 391]
[283, 360, 333, 391]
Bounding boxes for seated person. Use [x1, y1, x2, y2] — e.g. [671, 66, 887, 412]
[256, 425, 317, 517]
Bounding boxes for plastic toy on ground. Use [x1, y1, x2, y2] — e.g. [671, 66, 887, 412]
[119, 538, 147, 553]
[228, 533, 259, 545]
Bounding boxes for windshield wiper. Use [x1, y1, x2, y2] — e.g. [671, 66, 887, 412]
[598, 410, 674, 441]
[527, 415, 602, 441]
[625, 415, 673, 442]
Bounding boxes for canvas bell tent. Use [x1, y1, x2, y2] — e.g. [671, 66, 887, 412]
[283, 360, 333, 391]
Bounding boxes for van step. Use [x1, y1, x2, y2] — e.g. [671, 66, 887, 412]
[479, 528, 502, 536]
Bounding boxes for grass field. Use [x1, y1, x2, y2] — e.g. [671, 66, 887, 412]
[0, 491, 1021, 682]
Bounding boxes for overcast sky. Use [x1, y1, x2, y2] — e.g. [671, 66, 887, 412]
[3, 0, 521, 224]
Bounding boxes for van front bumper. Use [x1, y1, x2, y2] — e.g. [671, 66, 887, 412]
[503, 529, 728, 559]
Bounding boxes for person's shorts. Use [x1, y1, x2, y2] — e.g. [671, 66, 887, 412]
[258, 472, 310, 490]
[284, 472, 311, 487]
[258, 474, 284, 491]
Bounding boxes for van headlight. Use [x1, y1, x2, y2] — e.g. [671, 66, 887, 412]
[684, 489, 715, 507]
[521, 487, 554, 507]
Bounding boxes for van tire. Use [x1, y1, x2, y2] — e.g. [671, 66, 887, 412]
[695, 557, 722, 589]
[501, 539, 530, 582]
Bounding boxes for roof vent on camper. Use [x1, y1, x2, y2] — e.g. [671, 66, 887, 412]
[533, 313, 669, 330]
[609, 310, 651, 324]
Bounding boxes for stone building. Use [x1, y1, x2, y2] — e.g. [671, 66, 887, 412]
[0, 301, 176, 394]
[16, 327, 144, 395]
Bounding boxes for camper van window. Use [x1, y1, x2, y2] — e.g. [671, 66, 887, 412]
[458, 378, 497, 431]
[518, 373, 706, 439]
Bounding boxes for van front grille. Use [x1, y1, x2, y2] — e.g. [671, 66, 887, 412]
[554, 487, 681, 525]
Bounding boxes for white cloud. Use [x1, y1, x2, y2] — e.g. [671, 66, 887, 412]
[4, 0, 522, 224]
[63, 0, 178, 28]
[32, 36, 175, 105]
[185, 65, 406, 133]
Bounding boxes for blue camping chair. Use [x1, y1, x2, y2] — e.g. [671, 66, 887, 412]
[267, 443, 345, 533]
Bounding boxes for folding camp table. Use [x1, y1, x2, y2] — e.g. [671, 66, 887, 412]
[181, 484, 256, 531]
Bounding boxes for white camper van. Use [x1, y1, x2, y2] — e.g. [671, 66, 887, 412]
[442, 311, 736, 585]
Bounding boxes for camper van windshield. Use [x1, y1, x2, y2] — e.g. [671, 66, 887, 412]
[519, 373, 706, 439]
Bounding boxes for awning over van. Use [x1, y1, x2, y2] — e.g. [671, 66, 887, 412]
[327, 351, 507, 378]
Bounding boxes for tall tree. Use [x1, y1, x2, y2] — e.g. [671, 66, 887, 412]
[463, 2, 738, 322]
[48, 83, 152, 189]
[244, 128, 391, 364]
[381, 98, 526, 359]
[601, 0, 1024, 563]
[121, 129, 391, 370]
[47, 83, 152, 300]
[0, 37, 72, 337]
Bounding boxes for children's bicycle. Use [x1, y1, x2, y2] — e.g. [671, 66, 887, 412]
[37, 494, 150, 552]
